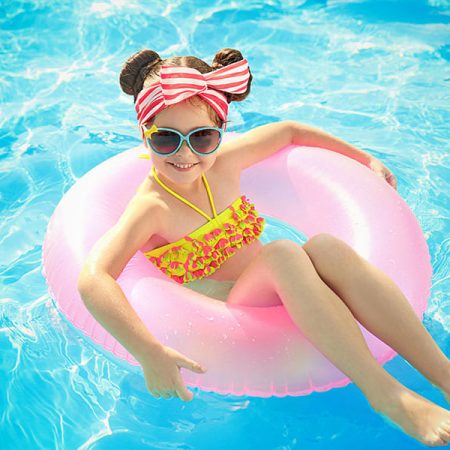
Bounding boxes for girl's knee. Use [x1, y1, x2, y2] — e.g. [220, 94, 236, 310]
[262, 239, 304, 254]
[303, 233, 363, 277]
[261, 239, 311, 272]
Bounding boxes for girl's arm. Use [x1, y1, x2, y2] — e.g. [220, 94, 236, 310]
[77, 196, 165, 363]
[289, 121, 371, 166]
[78, 269, 164, 363]
[289, 121, 397, 189]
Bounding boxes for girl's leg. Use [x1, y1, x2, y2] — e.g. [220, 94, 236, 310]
[302, 233, 450, 395]
[226, 240, 450, 446]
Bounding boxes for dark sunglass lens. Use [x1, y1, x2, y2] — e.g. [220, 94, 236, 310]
[150, 130, 179, 154]
[189, 129, 221, 154]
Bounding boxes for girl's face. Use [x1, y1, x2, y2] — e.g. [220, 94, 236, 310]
[144, 98, 221, 193]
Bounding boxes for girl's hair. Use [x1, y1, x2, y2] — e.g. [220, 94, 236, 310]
[119, 48, 253, 127]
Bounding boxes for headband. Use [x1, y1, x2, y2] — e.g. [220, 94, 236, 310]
[135, 58, 250, 136]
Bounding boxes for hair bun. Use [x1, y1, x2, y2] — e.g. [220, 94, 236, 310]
[119, 49, 162, 99]
[211, 47, 243, 69]
[211, 48, 252, 103]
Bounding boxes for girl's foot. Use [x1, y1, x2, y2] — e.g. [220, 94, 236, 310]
[369, 385, 450, 446]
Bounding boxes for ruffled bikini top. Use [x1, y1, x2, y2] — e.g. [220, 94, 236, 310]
[144, 166, 265, 284]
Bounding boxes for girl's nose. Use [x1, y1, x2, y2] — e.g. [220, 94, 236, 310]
[179, 140, 194, 154]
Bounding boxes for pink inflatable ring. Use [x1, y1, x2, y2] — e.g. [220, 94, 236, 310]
[41, 132, 432, 397]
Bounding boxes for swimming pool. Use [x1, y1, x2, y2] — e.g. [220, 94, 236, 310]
[1, 0, 449, 448]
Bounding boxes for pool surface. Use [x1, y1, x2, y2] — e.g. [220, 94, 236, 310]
[1, 0, 449, 448]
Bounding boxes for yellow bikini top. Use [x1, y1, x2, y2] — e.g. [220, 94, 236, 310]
[144, 165, 265, 284]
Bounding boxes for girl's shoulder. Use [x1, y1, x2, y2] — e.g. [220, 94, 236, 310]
[132, 185, 170, 226]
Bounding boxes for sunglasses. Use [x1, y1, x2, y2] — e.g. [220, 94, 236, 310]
[142, 124, 224, 156]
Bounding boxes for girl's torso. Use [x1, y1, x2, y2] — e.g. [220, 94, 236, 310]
[136, 155, 264, 283]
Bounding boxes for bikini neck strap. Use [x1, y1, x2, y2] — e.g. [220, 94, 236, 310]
[150, 166, 218, 220]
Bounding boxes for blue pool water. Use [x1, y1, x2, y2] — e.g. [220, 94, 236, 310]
[1, 0, 449, 448]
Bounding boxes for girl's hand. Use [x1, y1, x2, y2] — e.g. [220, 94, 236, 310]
[138, 345, 208, 402]
[368, 157, 397, 190]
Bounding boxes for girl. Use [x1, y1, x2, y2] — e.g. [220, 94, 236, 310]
[78, 48, 450, 446]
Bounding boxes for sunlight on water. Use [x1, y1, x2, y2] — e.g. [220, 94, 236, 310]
[1, 0, 449, 448]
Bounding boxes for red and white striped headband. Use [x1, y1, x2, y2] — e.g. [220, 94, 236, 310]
[135, 58, 250, 135]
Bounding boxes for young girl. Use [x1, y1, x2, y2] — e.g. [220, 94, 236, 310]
[78, 48, 450, 446]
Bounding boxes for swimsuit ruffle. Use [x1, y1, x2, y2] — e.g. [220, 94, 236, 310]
[147, 196, 265, 284]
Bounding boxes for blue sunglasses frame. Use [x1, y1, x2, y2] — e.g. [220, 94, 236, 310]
[142, 124, 224, 157]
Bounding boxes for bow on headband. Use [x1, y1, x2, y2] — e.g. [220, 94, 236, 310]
[135, 58, 250, 134]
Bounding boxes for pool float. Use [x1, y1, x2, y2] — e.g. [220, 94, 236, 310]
[41, 132, 432, 397]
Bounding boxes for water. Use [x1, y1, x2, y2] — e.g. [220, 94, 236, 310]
[1, 0, 449, 448]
